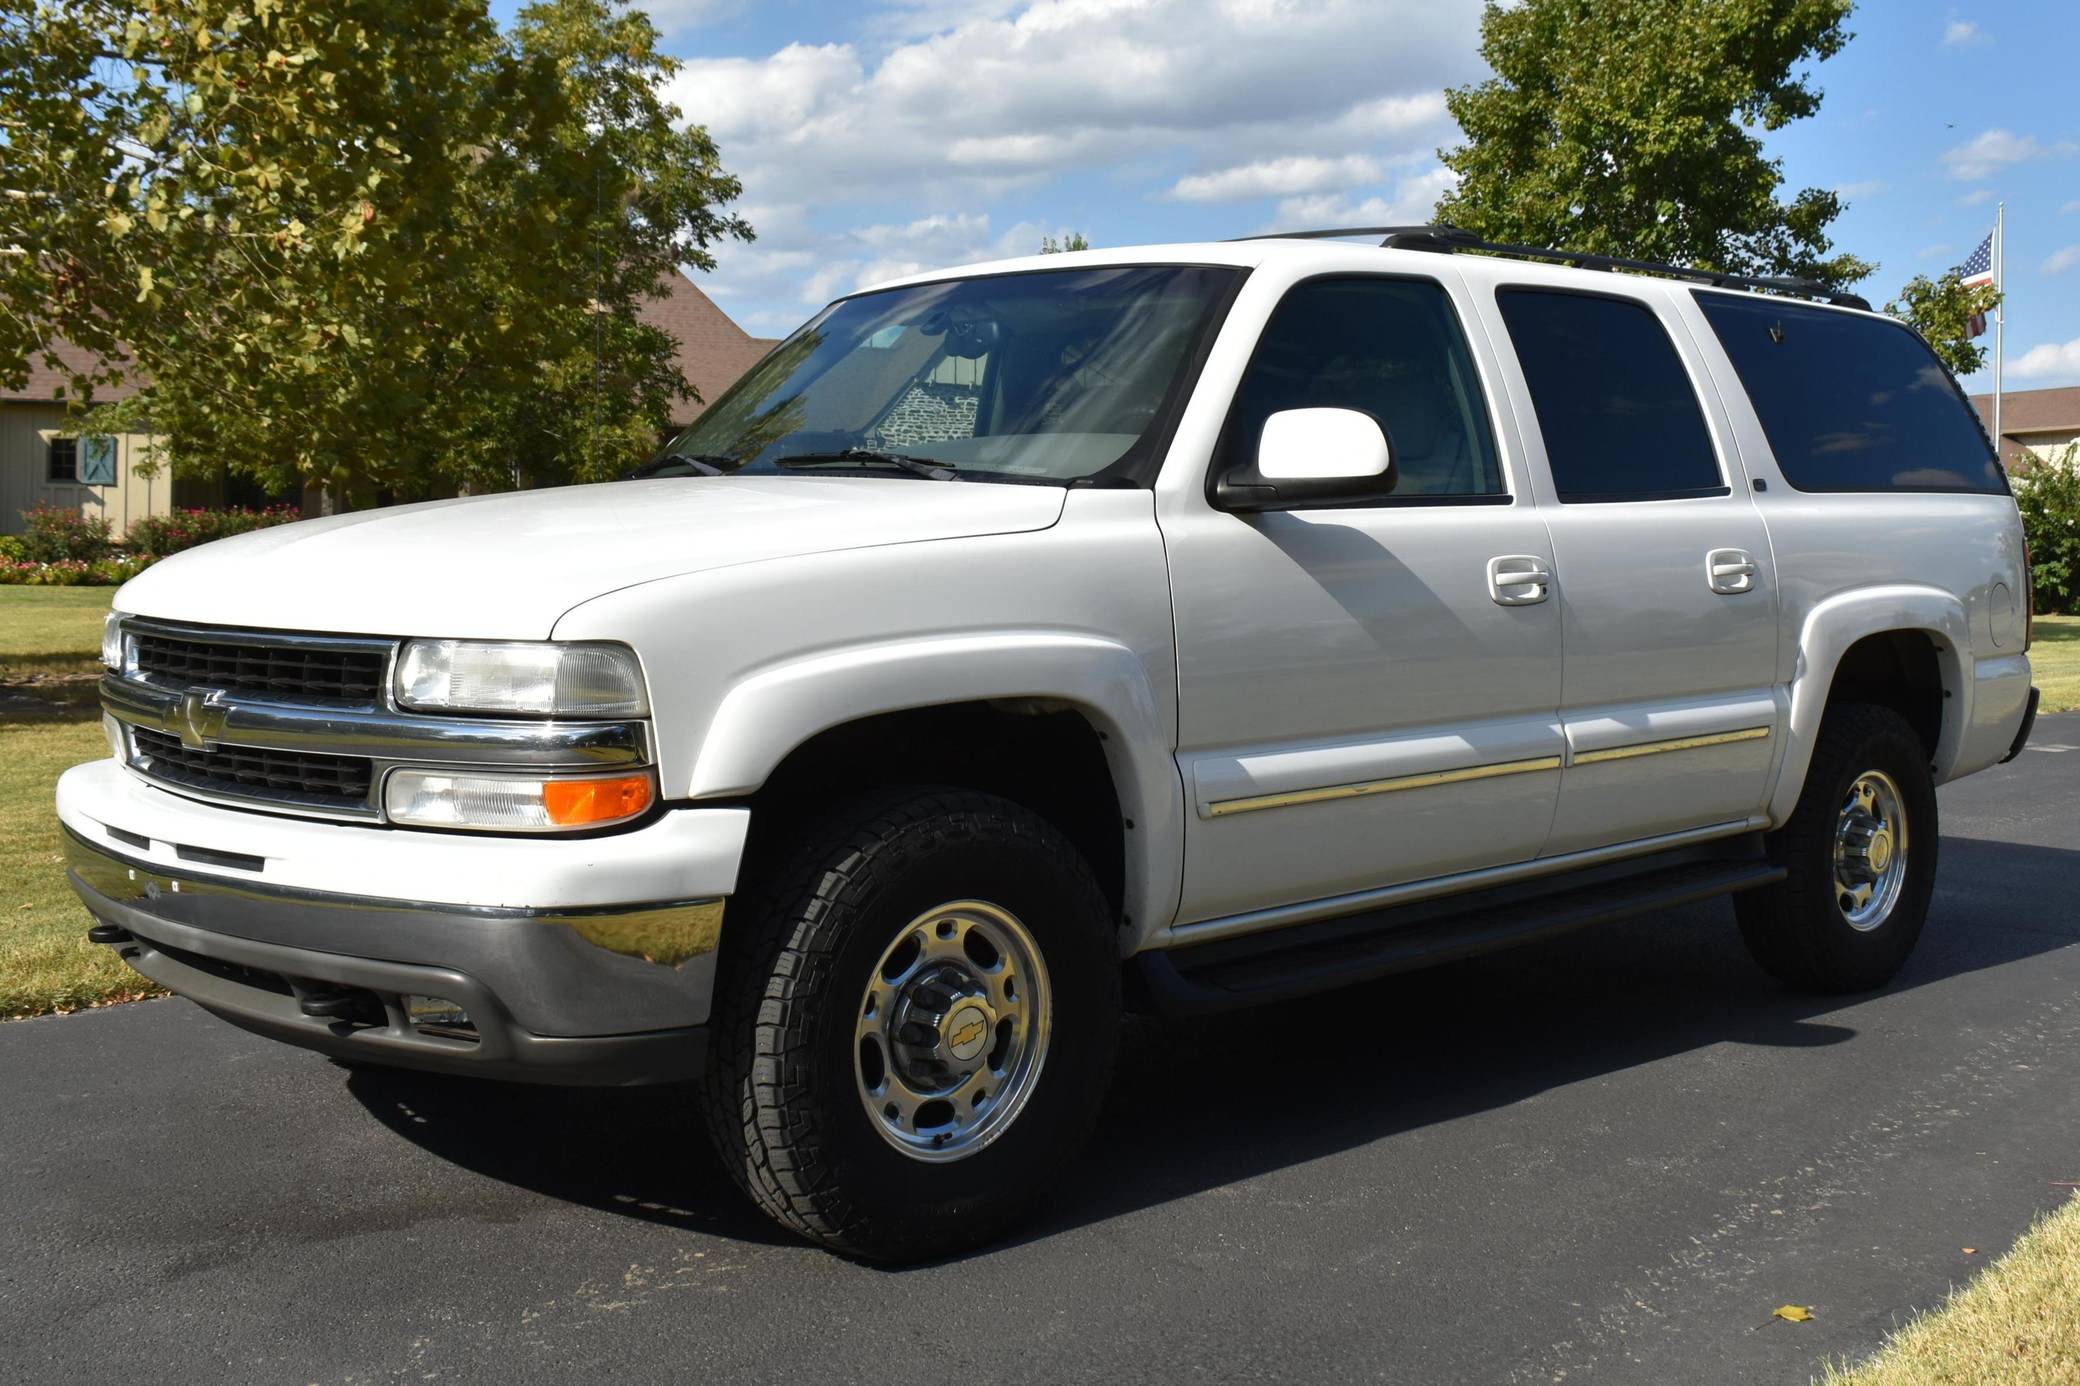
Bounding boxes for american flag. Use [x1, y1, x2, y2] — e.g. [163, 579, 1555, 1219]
[1953, 232, 1995, 337]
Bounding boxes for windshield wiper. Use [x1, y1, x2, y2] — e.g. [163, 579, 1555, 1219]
[772, 448, 957, 481]
[629, 451, 734, 479]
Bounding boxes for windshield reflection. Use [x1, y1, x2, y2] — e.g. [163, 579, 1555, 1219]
[651, 265, 1240, 485]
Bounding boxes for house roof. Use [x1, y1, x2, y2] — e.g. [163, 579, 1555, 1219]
[1968, 385, 2080, 467]
[636, 270, 780, 423]
[2, 338, 142, 405]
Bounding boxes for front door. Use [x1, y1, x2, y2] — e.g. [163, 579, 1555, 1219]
[1160, 271, 1565, 927]
[1477, 284, 1780, 856]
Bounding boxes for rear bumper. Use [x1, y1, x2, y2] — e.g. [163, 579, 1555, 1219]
[66, 827, 712, 1085]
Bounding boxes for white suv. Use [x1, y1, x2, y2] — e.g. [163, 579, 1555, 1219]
[59, 228, 2038, 1260]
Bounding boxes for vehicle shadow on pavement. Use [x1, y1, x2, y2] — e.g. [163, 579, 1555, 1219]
[343, 834, 2080, 1263]
[341, 1070, 799, 1248]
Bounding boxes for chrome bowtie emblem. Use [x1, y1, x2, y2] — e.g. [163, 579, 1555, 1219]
[172, 689, 230, 751]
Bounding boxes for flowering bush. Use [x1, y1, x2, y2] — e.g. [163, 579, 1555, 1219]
[17, 505, 115, 563]
[0, 555, 155, 586]
[126, 505, 301, 558]
[2014, 445, 2080, 615]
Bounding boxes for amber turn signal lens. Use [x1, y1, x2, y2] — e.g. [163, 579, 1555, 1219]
[543, 774, 655, 827]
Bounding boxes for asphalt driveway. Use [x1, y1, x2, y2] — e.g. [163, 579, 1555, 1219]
[5, 716, 2079, 1384]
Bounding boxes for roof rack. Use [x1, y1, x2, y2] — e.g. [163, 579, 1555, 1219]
[1228, 223, 1872, 312]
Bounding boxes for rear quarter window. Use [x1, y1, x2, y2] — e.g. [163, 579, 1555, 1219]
[1691, 292, 2005, 494]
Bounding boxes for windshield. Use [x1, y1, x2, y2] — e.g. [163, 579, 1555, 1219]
[657, 265, 1241, 484]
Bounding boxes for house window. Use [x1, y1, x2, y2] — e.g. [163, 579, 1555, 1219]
[47, 437, 78, 483]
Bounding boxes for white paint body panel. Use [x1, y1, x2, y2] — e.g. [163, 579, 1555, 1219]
[112, 476, 1065, 639]
[74, 238, 2033, 966]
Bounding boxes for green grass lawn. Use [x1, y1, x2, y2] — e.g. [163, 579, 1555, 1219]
[0, 586, 111, 682]
[0, 587, 162, 1019]
[2027, 614, 2080, 715]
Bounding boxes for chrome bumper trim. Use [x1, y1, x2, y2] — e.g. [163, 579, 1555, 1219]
[101, 674, 651, 768]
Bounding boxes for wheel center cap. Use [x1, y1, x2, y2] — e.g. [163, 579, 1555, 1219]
[1866, 828, 1892, 872]
[942, 1002, 992, 1063]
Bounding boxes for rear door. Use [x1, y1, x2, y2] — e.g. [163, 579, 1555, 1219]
[1475, 283, 1780, 854]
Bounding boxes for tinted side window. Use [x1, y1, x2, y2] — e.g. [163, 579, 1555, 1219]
[1497, 289, 1723, 502]
[1224, 277, 1504, 498]
[1692, 292, 2005, 494]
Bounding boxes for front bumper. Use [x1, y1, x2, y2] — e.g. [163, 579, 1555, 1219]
[57, 759, 752, 1085]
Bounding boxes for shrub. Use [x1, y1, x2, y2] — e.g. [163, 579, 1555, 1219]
[2014, 445, 2080, 615]
[0, 535, 24, 562]
[0, 555, 156, 586]
[126, 505, 301, 559]
[17, 505, 115, 563]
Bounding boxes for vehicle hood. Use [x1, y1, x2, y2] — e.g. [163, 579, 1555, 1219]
[115, 477, 1068, 639]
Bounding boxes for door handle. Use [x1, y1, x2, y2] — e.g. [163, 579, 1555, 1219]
[1488, 554, 1552, 606]
[1707, 548, 1758, 595]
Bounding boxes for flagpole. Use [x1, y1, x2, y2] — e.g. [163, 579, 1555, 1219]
[1993, 201, 2004, 453]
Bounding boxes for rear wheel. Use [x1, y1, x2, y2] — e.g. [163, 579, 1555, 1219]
[1736, 703, 1938, 992]
[700, 788, 1120, 1261]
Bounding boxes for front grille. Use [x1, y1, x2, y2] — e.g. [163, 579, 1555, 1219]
[132, 727, 374, 809]
[132, 629, 388, 706]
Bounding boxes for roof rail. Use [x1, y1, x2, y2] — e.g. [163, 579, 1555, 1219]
[1228, 223, 1872, 312]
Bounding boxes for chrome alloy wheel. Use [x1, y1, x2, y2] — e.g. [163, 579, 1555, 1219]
[854, 900, 1052, 1163]
[1834, 769, 1909, 932]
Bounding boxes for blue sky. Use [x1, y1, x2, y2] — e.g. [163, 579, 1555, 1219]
[499, 0, 2080, 391]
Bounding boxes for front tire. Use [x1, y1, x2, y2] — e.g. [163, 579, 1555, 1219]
[700, 788, 1120, 1261]
[1735, 703, 1938, 992]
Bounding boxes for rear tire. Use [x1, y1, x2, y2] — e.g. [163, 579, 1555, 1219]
[1736, 703, 1938, 993]
[700, 788, 1120, 1261]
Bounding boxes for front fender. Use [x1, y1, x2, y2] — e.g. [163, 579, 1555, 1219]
[690, 631, 1184, 951]
[1769, 584, 1971, 826]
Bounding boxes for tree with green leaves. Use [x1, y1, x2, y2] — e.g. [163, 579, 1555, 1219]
[0, 0, 750, 505]
[1039, 232, 1090, 254]
[1886, 272, 1999, 377]
[1435, 0, 1872, 291]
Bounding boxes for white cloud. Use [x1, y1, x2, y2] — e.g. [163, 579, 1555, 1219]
[674, 1, 1485, 328]
[1942, 20, 1988, 46]
[2066, 200, 2080, 214]
[698, 203, 1075, 334]
[1916, 242, 1955, 260]
[1940, 128, 2078, 181]
[1958, 188, 1994, 207]
[2011, 336, 2080, 382]
[1258, 166, 1461, 234]
[665, 0, 1483, 206]
[1833, 179, 1886, 200]
[1168, 155, 1386, 203]
[2045, 245, 2080, 276]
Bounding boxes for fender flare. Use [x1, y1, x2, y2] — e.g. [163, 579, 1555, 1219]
[688, 631, 1183, 949]
[1768, 584, 1971, 825]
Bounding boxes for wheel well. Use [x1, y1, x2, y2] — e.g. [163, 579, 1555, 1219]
[740, 702, 1127, 921]
[1826, 630, 1945, 761]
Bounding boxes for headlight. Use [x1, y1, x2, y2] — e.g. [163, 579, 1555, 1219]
[101, 613, 124, 670]
[393, 640, 647, 717]
[384, 768, 656, 832]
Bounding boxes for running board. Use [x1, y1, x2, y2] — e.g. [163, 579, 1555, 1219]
[1132, 845, 1784, 1016]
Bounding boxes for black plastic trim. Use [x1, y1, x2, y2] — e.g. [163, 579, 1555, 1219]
[1131, 838, 1783, 1016]
[2002, 686, 2040, 764]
